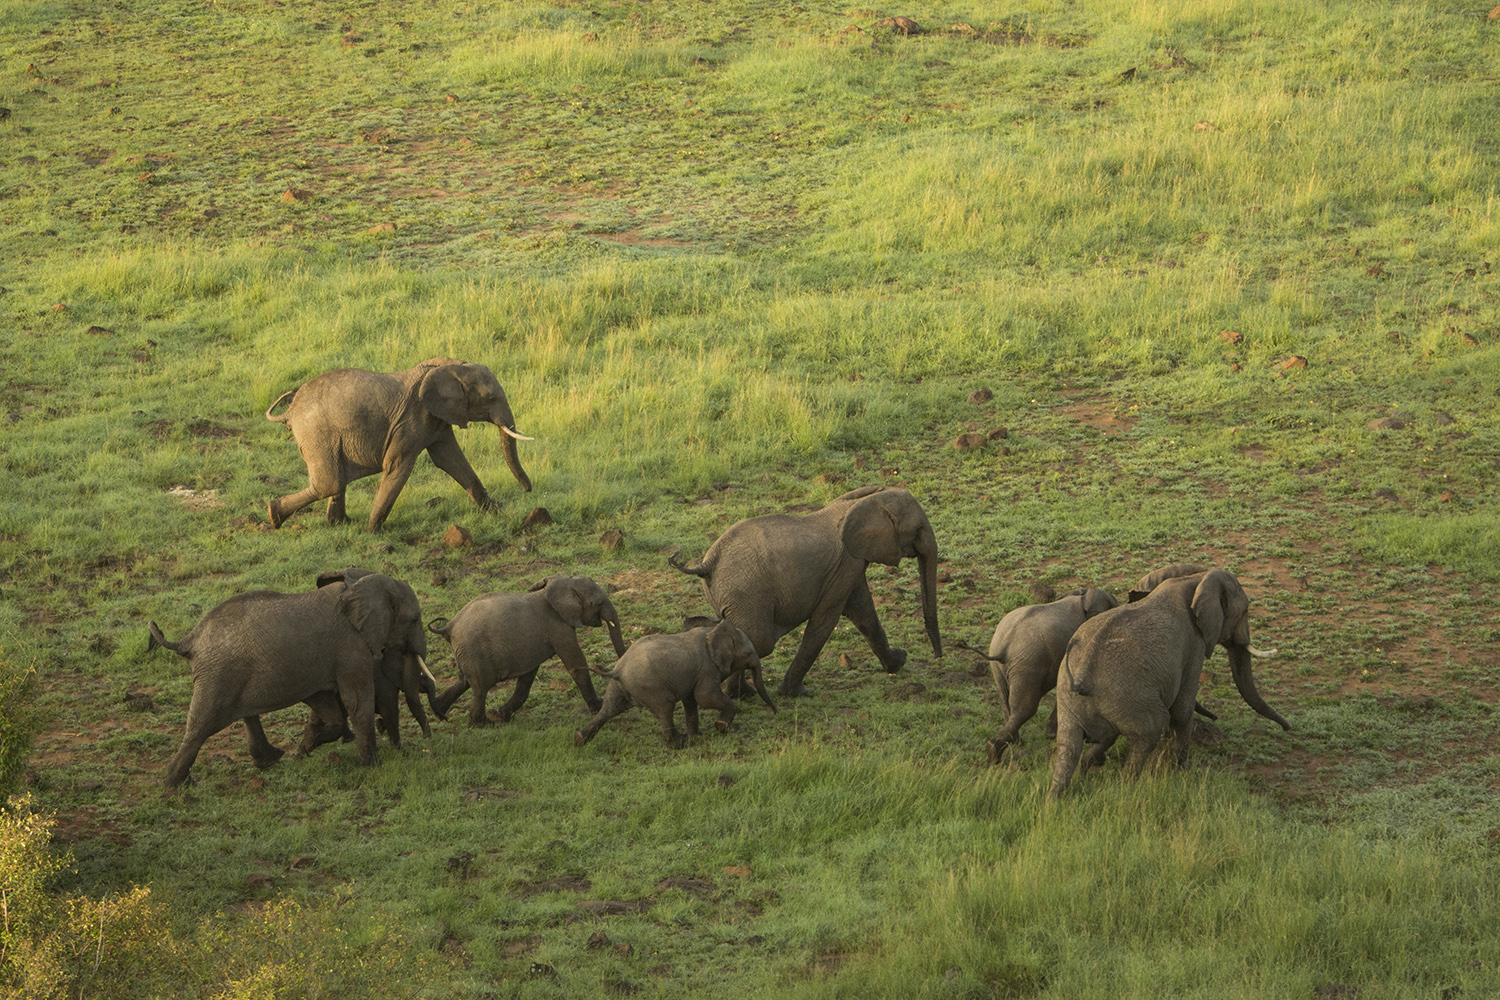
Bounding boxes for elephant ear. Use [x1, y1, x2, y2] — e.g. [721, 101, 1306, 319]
[706, 620, 740, 678]
[418, 364, 471, 427]
[1129, 563, 1211, 603]
[544, 576, 587, 630]
[1191, 570, 1248, 657]
[840, 490, 907, 567]
[339, 574, 397, 659]
[1082, 588, 1118, 618]
[317, 566, 376, 589]
[527, 576, 554, 594]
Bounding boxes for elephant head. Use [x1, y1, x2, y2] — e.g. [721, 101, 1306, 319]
[839, 487, 942, 658]
[417, 358, 533, 493]
[531, 575, 628, 657]
[1127, 563, 1210, 603]
[318, 567, 436, 737]
[706, 619, 776, 712]
[1067, 586, 1119, 619]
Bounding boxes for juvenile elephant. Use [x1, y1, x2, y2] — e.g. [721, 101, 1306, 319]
[1049, 567, 1292, 800]
[428, 576, 626, 726]
[574, 619, 775, 748]
[970, 588, 1119, 762]
[265, 357, 532, 531]
[148, 571, 429, 788]
[670, 485, 942, 698]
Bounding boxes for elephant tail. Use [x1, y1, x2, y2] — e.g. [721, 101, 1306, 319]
[950, 638, 1003, 663]
[1062, 650, 1094, 697]
[264, 389, 296, 423]
[588, 664, 621, 680]
[667, 551, 709, 578]
[147, 621, 185, 656]
[426, 617, 452, 638]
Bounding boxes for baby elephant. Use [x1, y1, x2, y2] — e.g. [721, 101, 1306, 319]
[974, 588, 1119, 762]
[428, 576, 626, 726]
[574, 619, 776, 748]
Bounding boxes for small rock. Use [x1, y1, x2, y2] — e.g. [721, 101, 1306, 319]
[1462, 332, 1479, 347]
[442, 524, 471, 547]
[85, 325, 113, 336]
[587, 931, 611, 950]
[524, 507, 553, 527]
[936, 570, 953, 583]
[1193, 120, 1215, 131]
[1373, 488, 1399, 502]
[838, 652, 853, 668]
[877, 15, 921, 35]
[600, 528, 625, 551]
[952, 433, 987, 451]
[967, 388, 993, 404]
[249, 777, 266, 790]
[1191, 719, 1223, 747]
[1218, 329, 1242, 344]
[1366, 416, 1407, 431]
[1432, 410, 1455, 426]
[289, 856, 315, 870]
[528, 962, 556, 979]
[1491, 4, 1500, 18]
[281, 188, 311, 202]
[52, 302, 67, 311]
[1365, 263, 1385, 277]
[818, 472, 845, 484]
[986, 427, 1008, 440]
[613, 943, 634, 959]
[1029, 583, 1056, 603]
[367, 221, 395, 233]
[446, 851, 473, 872]
[1440, 491, 1457, 503]
[723, 865, 752, 878]
[1230, 363, 1242, 373]
[1279, 355, 1308, 371]
[884, 682, 927, 703]
[716, 774, 735, 788]
[123, 690, 155, 712]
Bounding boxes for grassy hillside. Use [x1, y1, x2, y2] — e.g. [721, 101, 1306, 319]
[2, 0, 1498, 996]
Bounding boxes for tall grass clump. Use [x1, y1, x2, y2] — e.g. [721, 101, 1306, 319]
[0, 643, 37, 802]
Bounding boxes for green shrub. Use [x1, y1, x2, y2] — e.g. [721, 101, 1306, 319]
[0, 647, 37, 803]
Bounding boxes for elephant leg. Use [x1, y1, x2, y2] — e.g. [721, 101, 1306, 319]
[297, 692, 352, 757]
[552, 636, 603, 711]
[1168, 691, 1197, 769]
[268, 485, 325, 529]
[841, 578, 907, 674]
[495, 670, 538, 722]
[366, 454, 419, 531]
[432, 675, 470, 721]
[324, 490, 349, 525]
[1048, 715, 1087, 802]
[696, 681, 739, 734]
[986, 680, 1044, 764]
[242, 715, 285, 769]
[374, 670, 402, 749]
[574, 685, 633, 747]
[1080, 733, 1118, 772]
[335, 680, 378, 766]
[165, 700, 237, 788]
[466, 679, 494, 728]
[777, 599, 847, 698]
[428, 433, 495, 511]
[651, 702, 686, 748]
[682, 694, 702, 736]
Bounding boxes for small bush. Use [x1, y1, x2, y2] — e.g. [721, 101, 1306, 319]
[0, 647, 37, 803]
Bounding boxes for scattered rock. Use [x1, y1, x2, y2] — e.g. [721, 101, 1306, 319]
[1193, 120, 1215, 131]
[1230, 363, 1241, 373]
[1366, 416, 1407, 431]
[883, 682, 927, 703]
[876, 15, 921, 35]
[446, 851, 474, 873]
[655, 876, 715, 899]
[612, 943, 634, 959]
[524, 506, 553, 527]
[1440, 491, 1457, 503]
[987, 427, 1008, 440]
[723, 865, 752, 879]
[281, 188, 312, 202]
[600, 528, 625, 550]
[818, 472, 845, 484]
[952, 433, 987, 451]
[1365, 263, 1385, 277]
[85, 325, 114, 336]
[367, 222, 395, 233]
[528, 962, 556, 979]
[1462, 332, 1480, 347]
[1191, 719, 1223, 747]
[1373, 488, 1399, 502]
[245, 873, 275, 891]
[1029, 583, 1056, 603]
[587, 931, 612, 950]
[838, 652, 854, 667]
[936, 570, 953, 583]
[52, 302, 67, 311]
[289, 856, 315, 870]
[716, 774, 735, 788]
[967, 388, 993, 404]
[1491, 5, 1500, 18]
[441, 524, 471, 548]
[1278, 355, 1308, 371]
[1432, 410, 1455, 426]
[1218, 329, 1242, 344]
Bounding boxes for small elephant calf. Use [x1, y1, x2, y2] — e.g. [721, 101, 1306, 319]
[428, 576, 626, 726]
[574, 619, 776, 748]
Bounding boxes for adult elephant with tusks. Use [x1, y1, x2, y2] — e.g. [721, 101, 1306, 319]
[264, 356, 533, 531]
[1048, 566, 1291, 801]
[670, 485, 942, 697]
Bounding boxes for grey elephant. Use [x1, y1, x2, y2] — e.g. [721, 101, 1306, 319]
[574, 619, 775, 748]
[965, 588, 1119, 762]
[264, 357, 532, 531]
[1049, 567, 1292, 800]
[670, 485, 942, 698]
[148, 571, 430, 787]
[428, 576, 626, 726]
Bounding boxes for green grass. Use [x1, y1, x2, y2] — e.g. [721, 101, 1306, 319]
[3, 0, 1499, 996]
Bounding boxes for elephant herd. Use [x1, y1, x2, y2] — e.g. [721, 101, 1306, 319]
[147, 358, 1291, 798]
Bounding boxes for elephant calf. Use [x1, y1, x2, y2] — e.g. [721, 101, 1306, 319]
[428, 576, 626, 726]
[971, 588, 1118, 762]
[1049, 567, 1291, 800]
[575, 619, 776, 748]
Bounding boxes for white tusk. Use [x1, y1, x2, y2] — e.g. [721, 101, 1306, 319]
[418, 655, 437, 685]
[500, 426, 535, 441]
[1249, 647, 1278, 659]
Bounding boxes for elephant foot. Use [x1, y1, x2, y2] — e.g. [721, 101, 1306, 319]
[985, 740, 1004, 765]
[882, 648, 908, 674]
[266, 500, 285, 529]
[471, 715, 495, 728]
[251, 745, 286, 769]
[574, 730, 588, 747]
[665, 731, 687, 749]
[714, 719, 731, 734]
[776, 681, 812, 698]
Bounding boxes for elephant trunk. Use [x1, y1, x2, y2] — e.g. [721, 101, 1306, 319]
[602, 605, 627, 658]
[492, 402, 533, 492]
[1226, 643, 1292, 731]
[749, 657, 777, 713]
[916, 528, 942, 657]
